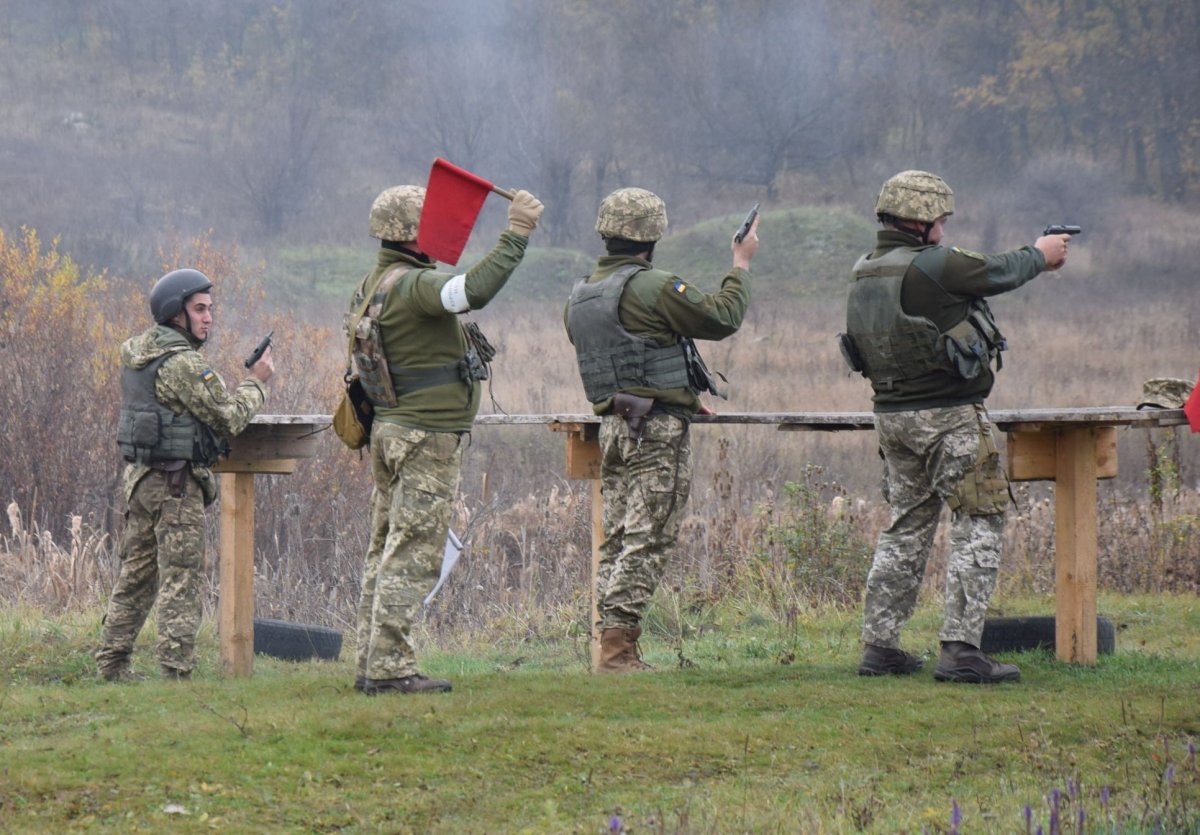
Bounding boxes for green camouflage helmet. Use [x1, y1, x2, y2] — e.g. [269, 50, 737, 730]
[369, 185, 426, 241]
[875, 170, 955, 222]
[1137, 377, 1194, 409]
[595, 187, 668, 242]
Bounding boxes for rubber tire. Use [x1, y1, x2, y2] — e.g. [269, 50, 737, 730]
[980, 615, 1116, 655]
[252, 617, 343, 662]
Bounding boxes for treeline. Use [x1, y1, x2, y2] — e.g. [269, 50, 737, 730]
[1, 0, 1197, 272]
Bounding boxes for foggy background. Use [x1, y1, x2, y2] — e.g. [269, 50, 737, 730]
[2, 0, 1197, 277]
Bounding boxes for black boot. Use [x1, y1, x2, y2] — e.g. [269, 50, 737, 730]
[934, 641, 1020, 684]
[857, 644, 925, 676]
[361, 673, 452, 695]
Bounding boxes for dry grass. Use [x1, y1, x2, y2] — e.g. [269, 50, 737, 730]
[2, 206, 1199, 641]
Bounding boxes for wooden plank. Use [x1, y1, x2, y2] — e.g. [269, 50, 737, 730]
[565, 429, 602, 480]
[218, 472, 257, 677]
[213, 458, 298, 475]
[1007, 427, 1118, 481]
[225, 423, 321, 461]
[1054, 428, 1099, 665]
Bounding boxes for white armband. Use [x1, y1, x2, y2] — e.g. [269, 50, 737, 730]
[440, 274, 470, 313]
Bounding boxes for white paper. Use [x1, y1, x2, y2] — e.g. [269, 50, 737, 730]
[424, 528, 464, 605]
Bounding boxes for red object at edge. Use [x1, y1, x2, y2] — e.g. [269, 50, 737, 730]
[1184, 369, 1200, 433]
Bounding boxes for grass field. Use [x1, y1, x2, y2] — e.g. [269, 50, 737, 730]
[2, 594, 1197, 833]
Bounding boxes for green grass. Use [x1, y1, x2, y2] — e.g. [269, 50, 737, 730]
[2, 595, 1198, 833]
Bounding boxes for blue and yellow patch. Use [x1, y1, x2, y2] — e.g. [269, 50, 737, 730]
[673, 280, 688, 293]
[200, 368, 216, 383]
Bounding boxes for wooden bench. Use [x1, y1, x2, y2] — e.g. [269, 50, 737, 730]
[216, 408, 1187, 675]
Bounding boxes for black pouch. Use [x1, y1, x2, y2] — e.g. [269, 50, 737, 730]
[612, 392, 655, 441]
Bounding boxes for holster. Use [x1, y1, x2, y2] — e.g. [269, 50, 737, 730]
[612, 392, 655, 441]
[157, 460, 190, 499]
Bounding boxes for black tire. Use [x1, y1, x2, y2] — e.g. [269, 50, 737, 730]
[252, 617, 343, 662]
[980, 615, 1116, 655]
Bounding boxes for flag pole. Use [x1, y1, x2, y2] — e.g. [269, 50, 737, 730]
[491, 185, 515, 200]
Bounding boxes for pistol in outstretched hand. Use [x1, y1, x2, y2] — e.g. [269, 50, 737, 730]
[1043, 224, 1081, 236]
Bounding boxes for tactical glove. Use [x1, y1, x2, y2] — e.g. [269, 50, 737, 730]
[507, 190, 544, 236]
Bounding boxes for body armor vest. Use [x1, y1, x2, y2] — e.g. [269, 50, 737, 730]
[349, 267, 482, 408]
[566, 264, 692, 403]
[116, 352, 225, 466]
[845, 247, 1005, 390]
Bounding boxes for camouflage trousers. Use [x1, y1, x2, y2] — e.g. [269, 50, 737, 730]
[597, 413, 692, 630]
[96, 468, 206, 676]
[356, 423, 463, 680]
[861, 405, 1008, 649]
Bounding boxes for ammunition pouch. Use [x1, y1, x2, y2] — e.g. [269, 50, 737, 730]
[940, 301, 1007, 381]
[612, 392, 656, 441]
[837, 332, 866, 374]
[948, 407, 1010, 516]
[683, 338, 728, 399]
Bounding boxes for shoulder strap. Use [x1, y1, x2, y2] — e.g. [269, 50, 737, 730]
[345, 266, 412, 361]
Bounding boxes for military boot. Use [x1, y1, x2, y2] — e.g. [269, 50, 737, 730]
[99, 664, 145, 683]
[934, 641, 1020, 684]
[161, 665, 192, 681]
[857, 644, 925, 676]
[361, 674, 452, 695]
[597, 626, 653, 673]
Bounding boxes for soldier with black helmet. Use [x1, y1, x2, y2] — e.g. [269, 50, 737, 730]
[565, 187, 758, 673]
[96, 268, 274, 681]
[842, 170, 1070, 684]
[346, 183, 544, 696]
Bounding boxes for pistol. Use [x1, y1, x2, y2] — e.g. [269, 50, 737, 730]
[1043, 224, 1081, 236]
[244, 330, 273, 368]
[734, 203, 760, 243]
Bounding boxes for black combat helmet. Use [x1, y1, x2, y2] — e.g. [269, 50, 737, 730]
[150, 268, 213, 324]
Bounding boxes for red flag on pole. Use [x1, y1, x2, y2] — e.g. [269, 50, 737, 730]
[1184, 369, 1200, 432]
[417, 158, 511, 266]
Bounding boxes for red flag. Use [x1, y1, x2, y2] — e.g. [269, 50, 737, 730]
[1185, 369, 1200, 433]
[417, 158, 497, 266]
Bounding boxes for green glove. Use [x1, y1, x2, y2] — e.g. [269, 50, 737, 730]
[507, 190, 544, 236]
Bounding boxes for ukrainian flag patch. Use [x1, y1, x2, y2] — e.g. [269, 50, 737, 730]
[673, 280, 687, 293]
[200, 368, 216, 383]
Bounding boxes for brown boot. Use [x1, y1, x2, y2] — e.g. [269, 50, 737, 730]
[858, 644, 925, 676]
[934, 641, 1020, 684]
[597, 626, 654, 673]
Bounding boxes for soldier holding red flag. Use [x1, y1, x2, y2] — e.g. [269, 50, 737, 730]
[345, 181, 543, 695]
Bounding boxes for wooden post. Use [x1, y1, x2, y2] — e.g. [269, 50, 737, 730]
[553, 420, 604, 672]
[213, 417, 319, 677]
[1054, 428, 1099, 664]
[218, 471, 257, 677]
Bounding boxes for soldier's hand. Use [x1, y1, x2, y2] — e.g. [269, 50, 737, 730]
[250, 346, 274, 384]
[732, 215, 759, 270]
[1035, 233, 1069, 271]
[507, 190, 544, 236]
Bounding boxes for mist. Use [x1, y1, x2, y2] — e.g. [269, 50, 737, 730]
[0, 0, 1197, 275]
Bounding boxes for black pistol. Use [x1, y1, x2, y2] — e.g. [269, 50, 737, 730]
[1043, 224, 1081, 236]
[244, 330, 273, 368]
[734, 203, 760, 243]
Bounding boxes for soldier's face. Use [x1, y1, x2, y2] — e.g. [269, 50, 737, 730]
[178, 293, 214, 342]
[928, 215, 948, 245]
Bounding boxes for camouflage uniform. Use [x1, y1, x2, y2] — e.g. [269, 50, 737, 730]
[862, 405, 1006, 648]
[96, 325, 266, 678]
[566, 188, 751, 634]
[350, 189, 534, 684]
[846, 171, 1049, 653]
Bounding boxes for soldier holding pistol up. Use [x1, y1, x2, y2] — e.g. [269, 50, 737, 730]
[565, 188, 758, 673]
[97, 268, 274, 682]
[840, 170, 1069, 684]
